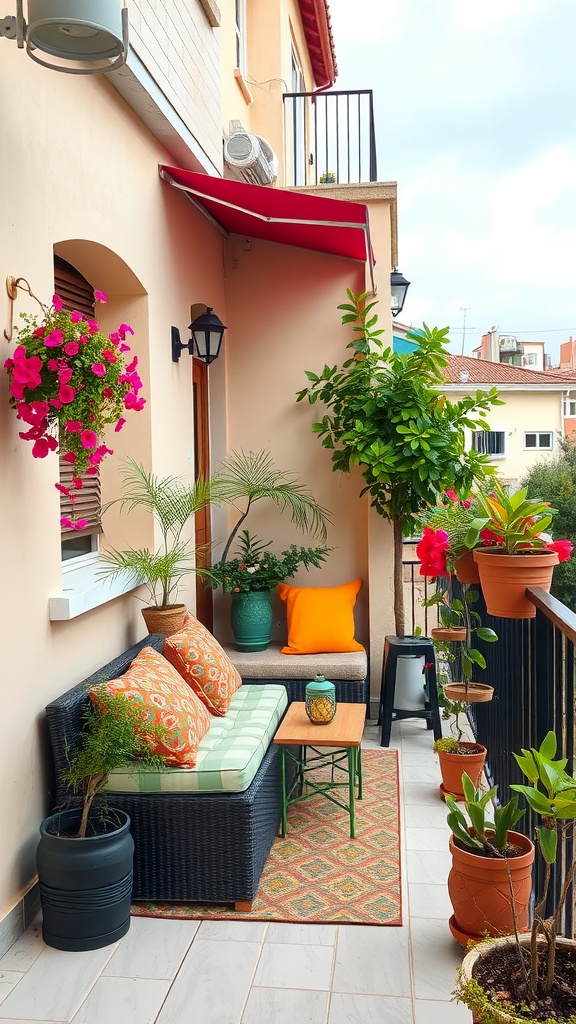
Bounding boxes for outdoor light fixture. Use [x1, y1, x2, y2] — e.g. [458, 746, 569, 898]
[172, 307, 227, 365]
[390, 268, 410, 318]
[0, 0, 128, 74]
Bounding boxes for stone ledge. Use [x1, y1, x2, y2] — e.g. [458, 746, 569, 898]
[223, 642, 367, 680]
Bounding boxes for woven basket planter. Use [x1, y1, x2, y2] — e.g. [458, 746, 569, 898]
[141, 604, 186, 637]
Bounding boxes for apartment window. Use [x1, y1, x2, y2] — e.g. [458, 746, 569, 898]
[471, 430, 505, 457]
[564, 399, 576, 417]
[54, 256, 102, 562]
[524, 432, 553, 450]
[523, 353, 537, 366]
[235, 0, 246, 75]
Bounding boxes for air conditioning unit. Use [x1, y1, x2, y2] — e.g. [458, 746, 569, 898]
[223, 122, 278, 187]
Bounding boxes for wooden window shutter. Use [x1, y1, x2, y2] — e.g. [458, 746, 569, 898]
[54, 256, 102, 541]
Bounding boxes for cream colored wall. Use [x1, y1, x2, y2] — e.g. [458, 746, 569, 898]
[0, 47, 227, 919]
[451, 388, 564, 485]
[129, 0, 223, 170]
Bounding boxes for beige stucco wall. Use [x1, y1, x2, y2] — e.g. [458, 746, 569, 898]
[0, 46, 228, 920]
[447, 387, 566, 485]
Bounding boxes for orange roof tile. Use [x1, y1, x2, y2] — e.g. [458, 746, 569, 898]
[443, 355, 576, 386]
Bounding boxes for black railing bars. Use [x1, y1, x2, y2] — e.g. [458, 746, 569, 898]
[282, 89, 377, 188]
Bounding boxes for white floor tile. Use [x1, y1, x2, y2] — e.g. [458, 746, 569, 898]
[406, 849, 451, 884]
[253, 942, 334, 991]
[0, 944, 114, 1022]
[155, 939, 261, 1024]
[401, 751, 441, 766]
[265, 923, 337, 946]
[0, 975, 24, 1008]
[404, 803, 450, 829]
[0, 923, 44, 973]
[414, 997, 471, 1022]
[402, 765, 441, 785]
[70, 976, 169, 1024]
[198, 921, 267, 943]
[242, 987, 328, 1024]
[403, 783, 444, 806]
[104, 917, 197, 979]
[332, 925, 411, 996]
[405, 827, 451, 852]
[328, 992, 413, 1023]
[410, 917, 464, 1001]
[409, 882, 454, 919]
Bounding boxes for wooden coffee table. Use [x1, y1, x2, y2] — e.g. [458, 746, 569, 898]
[273, 701, 365, 838]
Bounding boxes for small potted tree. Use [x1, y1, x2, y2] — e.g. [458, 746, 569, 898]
[37, 688, 167, 951]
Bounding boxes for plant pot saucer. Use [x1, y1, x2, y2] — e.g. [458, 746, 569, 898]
[431, 627, 466, 642]
[448, 913, 529, 948]
[440, 782, 466, 802]
[443, 682, 494, 704]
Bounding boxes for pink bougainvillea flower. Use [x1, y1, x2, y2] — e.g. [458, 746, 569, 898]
[132, 397, 146, 411]
[102, 386, 113, 399]
[47, 359, 59, 372]
[55, 484, 72, 497]
[102, 349, 117, 363]
[88, 450, 103, 466]
[12, 353, 42, 388]
[4, 357, 13, 370]
[78, 334, 88, 345]
[52, 294, 63, 312]
[59, 366, 73, 385]
[44, 329, 64, 348]
[60, 516, 75, 530]
[119, 342, 130, 353]
[548, 539, 573, 562]
[86, 319, 99, 335]
[33, 327, 46, 338]
[462, 499, 472, 508]
[416, 526, 450, 578]
[115, 417, 126, 432]
[85, 467, 99, 476]
[118, 323, 134, 339]
[125, 356, 138, 373]
[65, 420, 83, 433]
[58, 384, 75, 404]
[444, 489, 459, 503]
[70, 310, 83, 324]
[64, 341, 79, 356]
[32, 437, 56, 459]
[80, 429, 98, 450]
[75, 519, 88, 530]
[62, 451, 76, 464]
[49, 398, 62, 409]
[108, 331, 120, 345]
[479, 528, 503, 546]
[94, 290, 107, 303]
[72, 477, 83, 489]
[91, 363, 106, 378]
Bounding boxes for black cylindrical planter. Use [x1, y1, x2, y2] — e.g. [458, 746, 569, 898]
[37, 808, 134, 951]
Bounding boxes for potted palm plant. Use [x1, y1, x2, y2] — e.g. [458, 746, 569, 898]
[37, 688, 167, 952]
[206, 529, 331, 651]
[466, 482, 573, 618]
[445, 773, 534, 946]
[455, 732, 576, 1023]
[99, 458, 224, 636]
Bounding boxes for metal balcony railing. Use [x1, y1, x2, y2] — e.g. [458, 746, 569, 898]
[282, 89, 377, 188]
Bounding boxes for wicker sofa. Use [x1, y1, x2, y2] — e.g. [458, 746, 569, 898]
[44, 635, 369, 910]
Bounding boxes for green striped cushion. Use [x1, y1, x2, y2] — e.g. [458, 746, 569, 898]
[103, 684, 288, 795]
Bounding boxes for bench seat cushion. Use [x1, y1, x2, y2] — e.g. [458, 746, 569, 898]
[222, 642, 368, 680]
[103, 683, 288, 796]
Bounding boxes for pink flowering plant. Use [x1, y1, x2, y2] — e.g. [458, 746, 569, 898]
[4, 290, 145, 529]
[416, 490, 481, 577]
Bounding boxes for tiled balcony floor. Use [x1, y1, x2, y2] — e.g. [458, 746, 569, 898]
[0, 719, 470, 1024]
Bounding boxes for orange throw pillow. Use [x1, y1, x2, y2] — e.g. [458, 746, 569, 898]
[163, 612, 243, 716]
[277, 579, 364, 655]
[91, 645, 211, 768]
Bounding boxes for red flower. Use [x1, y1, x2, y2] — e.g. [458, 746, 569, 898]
[416, 527, 450, 578]
[548, 539, 573, 562]
[52, 294, 63, 312]
[480, 528, 503, 547]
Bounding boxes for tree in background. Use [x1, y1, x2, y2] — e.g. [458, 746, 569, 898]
[521, 435, 576, 610]
[298, 291, 502, 635]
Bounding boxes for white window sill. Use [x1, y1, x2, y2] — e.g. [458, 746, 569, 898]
[49, 561, 142, 621]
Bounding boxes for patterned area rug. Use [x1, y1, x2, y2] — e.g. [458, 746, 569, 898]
[131, 748, 401, 925]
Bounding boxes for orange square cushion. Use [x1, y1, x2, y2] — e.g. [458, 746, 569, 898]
[163, 612, 243, 716]
[277, 579, 365, 655]
[91, 645, 211, 768]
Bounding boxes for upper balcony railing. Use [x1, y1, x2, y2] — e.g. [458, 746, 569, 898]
[282, 89, 377, 188]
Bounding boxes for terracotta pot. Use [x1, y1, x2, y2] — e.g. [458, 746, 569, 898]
[459, 934, 576, 1022]
[448, 831, 534, 946]
[453, 549, 480, 584]
[431, 626, 466, 642]
[473, 548, 559, 619]
[443, 682, 494, 704]
[436, 742, 487, 801]
[141, 604, 186, 637]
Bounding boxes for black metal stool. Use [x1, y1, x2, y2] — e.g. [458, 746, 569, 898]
[378, 635, 442, 747]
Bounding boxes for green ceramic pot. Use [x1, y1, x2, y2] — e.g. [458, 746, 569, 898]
[230, 589, 274, 652]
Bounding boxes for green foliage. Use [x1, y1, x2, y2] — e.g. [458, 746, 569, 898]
[206, 529, 331, 592]
[99, 458, 224, 608]
[61, 688, 167, 838]
[433, 736, 459, 753]
[511, 731, 576, 863]
[213, 449, 331, 565]
[466, 480, 557, 554]
[425, 582, 498, 694]
[445, 774, 524, 856]
[297, 291, 501, 632]
[522, 435, 576, 608]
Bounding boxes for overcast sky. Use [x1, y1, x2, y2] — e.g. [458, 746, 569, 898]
[328, 0, 576, 362]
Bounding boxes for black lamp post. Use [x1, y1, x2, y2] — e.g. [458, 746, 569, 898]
[171, 307, 227, 364]
[390, 268, 410, 318]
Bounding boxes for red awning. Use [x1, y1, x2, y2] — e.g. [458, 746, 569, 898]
[159, 166, 374, 287]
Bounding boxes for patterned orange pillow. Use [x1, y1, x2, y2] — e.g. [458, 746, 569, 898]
[90, 645, 211, 767]
[163, 612, 243, 716]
